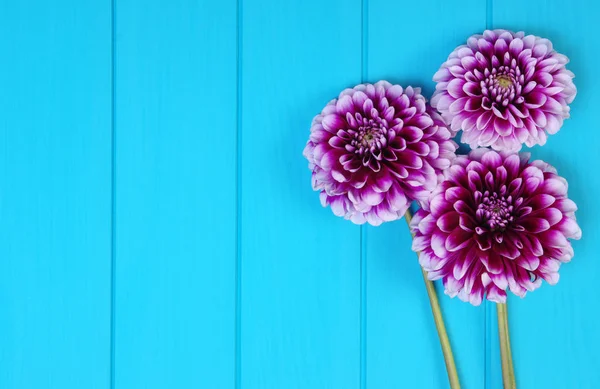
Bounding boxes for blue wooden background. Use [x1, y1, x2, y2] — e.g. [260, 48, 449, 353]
[0, 0, 597, 388]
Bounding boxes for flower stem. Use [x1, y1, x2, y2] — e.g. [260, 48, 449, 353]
[497, 302, 516, 389]
[405, 210, 461, 389]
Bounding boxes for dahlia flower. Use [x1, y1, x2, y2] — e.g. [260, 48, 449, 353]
[411, 149, 581, 305]
[431, 29, 576, 152]
[303, 81, 457, 226]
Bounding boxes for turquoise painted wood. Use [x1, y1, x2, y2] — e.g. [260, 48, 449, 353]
[0, 0, 598, 388]
[0, 0, 112, 387]
[114, 0, 236, 387]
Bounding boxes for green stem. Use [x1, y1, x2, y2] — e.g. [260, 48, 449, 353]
[497, 302, 516, 389]
[405, 210, 461, 389]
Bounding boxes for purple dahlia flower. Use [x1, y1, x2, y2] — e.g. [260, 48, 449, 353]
[303, 81, 457, 226]
[411, 149, 581, 305]
[432, 29, 576, 152]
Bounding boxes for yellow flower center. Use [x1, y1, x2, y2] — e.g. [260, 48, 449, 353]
[497, 75, 512, 88]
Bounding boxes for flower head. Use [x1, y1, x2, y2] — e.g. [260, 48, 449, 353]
[304, 81, 457, 226]
[432, 29, 576, 152]
[411, 149, 581, 305]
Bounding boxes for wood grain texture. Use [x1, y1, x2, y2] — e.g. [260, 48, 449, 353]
[365, 1, 487, 388]
[491, 1, 600, 388]
[240, 1, 362, 387]
[0, 0, 111, 387]
[114, 0, 237, 387]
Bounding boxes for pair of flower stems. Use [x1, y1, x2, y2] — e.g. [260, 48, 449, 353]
[405, 210, 516, 389]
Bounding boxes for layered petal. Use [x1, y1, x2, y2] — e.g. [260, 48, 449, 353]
[431, 29, 576, 152]
[305, 81, 457, 225]
[411, 150, 581, 305]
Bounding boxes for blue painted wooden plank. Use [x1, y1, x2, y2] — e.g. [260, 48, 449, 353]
[492, 2, 600, 388]
[114, 0, 237, 387]
[0, 1, 112, 388]
[366, 1, 487, 388]
[240, 1, 362, 388]
[484, 300, 501, 388]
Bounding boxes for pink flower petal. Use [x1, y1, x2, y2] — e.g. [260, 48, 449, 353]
[437, 212, 460, 232]
[445, 229, 472, 252]
[487, 285, 507, 303]
[322, 114, 345, 132]
[539, 230, 569, 248]
[447, 79, 466, 98]
[557, 217, 582, 240]
[520, 217, 551, 233]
